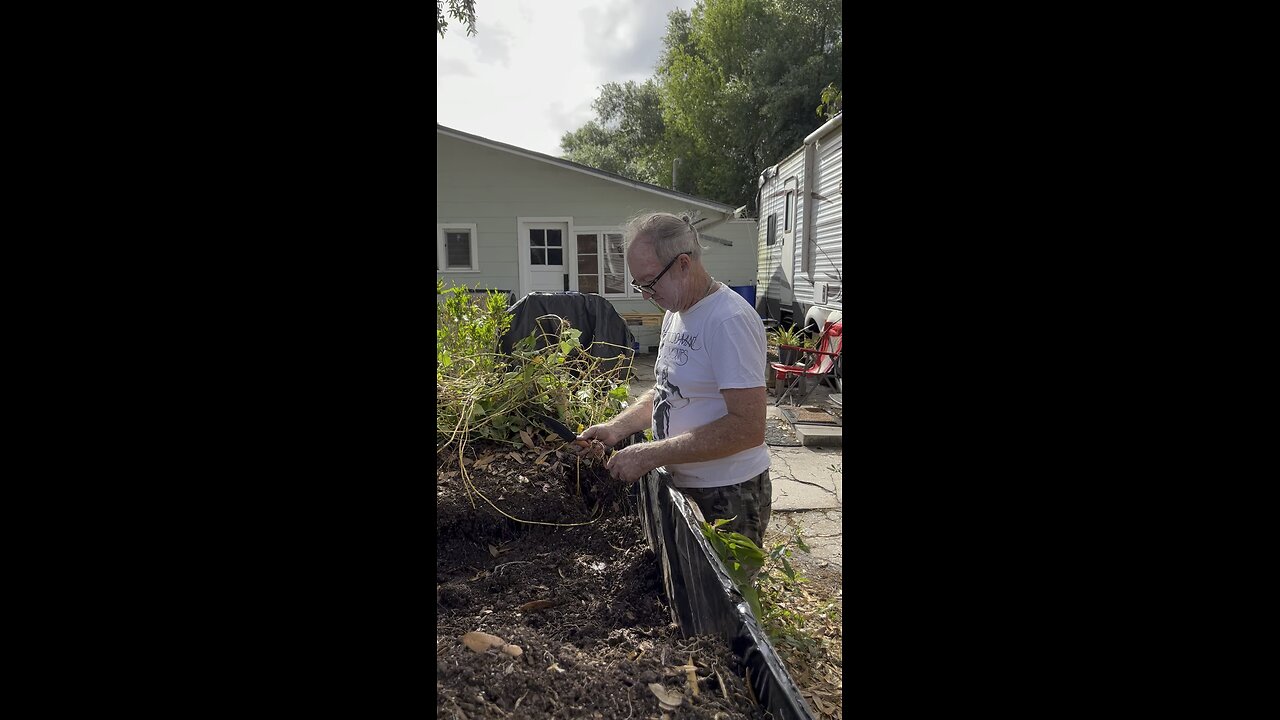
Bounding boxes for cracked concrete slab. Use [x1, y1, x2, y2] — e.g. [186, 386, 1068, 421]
[769, 509, 843, 570]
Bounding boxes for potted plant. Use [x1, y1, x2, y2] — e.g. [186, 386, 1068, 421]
[768, 325, 807, 366]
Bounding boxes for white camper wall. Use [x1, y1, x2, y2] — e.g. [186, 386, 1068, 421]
[755, 147, 806, 322]
[811, 126, 843, 309]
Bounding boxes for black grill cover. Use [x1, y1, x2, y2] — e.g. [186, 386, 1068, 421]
[500, 292, 637, 374]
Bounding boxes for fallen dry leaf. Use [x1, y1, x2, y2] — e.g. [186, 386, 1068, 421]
[462, 631, 505, 653]
[508, 451, 523, 461]
[518, 599, 557, 612]
[649, 683, 683, 711]
[475, 453, 496, 469]
[519, 429, 534, 448]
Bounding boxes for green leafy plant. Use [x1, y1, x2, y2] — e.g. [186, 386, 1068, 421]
[436, 287, 632, 453]
[816, 82, 842, 119]
[767, 324, 802, 350]
[700, 517, 767, 618]
[702, 518, 820, 648]
[768, 325, 817, 351]
[757, 528, 815, 648]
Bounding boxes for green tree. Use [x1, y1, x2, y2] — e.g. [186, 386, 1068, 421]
[437, 0, 477, 38]
[560, 80, 674, 187]
[561, 0, 841, 214]
[817, 82, 842, 119]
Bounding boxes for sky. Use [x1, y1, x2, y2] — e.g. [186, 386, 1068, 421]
[437, 0, 698, 157]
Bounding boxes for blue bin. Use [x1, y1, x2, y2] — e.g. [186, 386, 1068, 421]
[729, 285, 755, 306]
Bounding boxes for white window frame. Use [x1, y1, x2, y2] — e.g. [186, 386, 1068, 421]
[573, 226, 633, 297]
[437, 223, 480, 273]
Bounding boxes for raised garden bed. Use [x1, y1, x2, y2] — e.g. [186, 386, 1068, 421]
[436, 441, 771, 718]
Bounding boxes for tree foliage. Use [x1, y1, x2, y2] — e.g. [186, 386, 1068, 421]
[817, 82, 842, 119]
[559, 0, 841, 214]
[437, 0, 477, 38]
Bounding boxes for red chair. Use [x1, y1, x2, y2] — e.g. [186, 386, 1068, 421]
[770, 320, 842, 406]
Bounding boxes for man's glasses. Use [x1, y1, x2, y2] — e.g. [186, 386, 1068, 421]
[631, 252, 688, 295]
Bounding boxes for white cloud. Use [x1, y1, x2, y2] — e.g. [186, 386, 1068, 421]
[436, 0, 697, 157]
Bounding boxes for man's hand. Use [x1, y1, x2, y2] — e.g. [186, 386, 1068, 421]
[576, 420, 624, 448]
[569, 423, 626, 457]
[605, 443, 658, 484]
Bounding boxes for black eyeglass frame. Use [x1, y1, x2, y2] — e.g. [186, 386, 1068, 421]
[631, 252, 688, 295]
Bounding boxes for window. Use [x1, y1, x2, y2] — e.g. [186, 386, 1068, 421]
[437, 223, 479, 272]
[784, 190, 794, 233]
[576, 231, 627, 296]
[766, 214, 777, 246]
[529, 228, 563, 266]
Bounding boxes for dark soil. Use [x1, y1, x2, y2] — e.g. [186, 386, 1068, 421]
[436, 440, 767, 719]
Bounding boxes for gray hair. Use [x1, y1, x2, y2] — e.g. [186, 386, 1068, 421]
[622, 211, 704, 262]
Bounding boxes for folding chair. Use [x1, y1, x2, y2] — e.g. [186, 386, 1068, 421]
[770, 320, 842, 406]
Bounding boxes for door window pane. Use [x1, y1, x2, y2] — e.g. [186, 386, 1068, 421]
[578, 276, 598, 293]
[531, 248, 545, 265]
[577, 234, 597, 253]
[577, 254, 598, 273]
[547, 229, 562, 246]
[530, 229, 546, 247]
[604, 274, 625, 294]
[547, 249, 562, 265]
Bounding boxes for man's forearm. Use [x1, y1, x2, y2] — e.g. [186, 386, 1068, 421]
[607, 390, 654, 437]
[644, 412, 761, 466]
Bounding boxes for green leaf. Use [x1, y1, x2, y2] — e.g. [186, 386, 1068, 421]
[781, 556, 795, 582]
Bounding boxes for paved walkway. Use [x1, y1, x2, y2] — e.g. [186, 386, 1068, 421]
[625, 353, 843, 573]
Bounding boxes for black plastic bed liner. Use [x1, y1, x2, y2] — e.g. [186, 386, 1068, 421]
[639, 469, 817, 720]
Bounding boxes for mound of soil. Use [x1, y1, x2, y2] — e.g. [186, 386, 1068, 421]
[436, 440, 767, 719]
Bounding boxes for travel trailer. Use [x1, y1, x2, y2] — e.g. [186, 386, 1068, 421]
[755, 113, 842, 333]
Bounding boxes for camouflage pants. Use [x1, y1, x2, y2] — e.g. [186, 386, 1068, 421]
[676, 470, 772, 550]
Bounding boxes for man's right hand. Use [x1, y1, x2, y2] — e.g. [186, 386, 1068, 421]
[571, 423, 625, 453]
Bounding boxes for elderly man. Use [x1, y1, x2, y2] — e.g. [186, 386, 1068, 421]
[575, 211, 772, 548]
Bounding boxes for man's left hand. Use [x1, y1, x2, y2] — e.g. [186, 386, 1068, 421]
[605, 444, 657, 484]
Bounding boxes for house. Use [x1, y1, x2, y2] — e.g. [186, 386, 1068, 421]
[436, 124, 759, 348]
[755, 113, 842, 332]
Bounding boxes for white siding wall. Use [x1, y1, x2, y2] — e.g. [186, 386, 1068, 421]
[436, 132, 756, 317]
[812, 127, 842, 310]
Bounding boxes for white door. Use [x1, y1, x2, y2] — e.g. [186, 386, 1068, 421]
[519, 221, 569, 294]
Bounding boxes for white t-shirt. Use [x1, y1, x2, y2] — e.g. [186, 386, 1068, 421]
[652, 283, 771, 488]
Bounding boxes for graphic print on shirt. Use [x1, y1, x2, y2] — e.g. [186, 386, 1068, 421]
[652, 363, 689, 440]
[662, 329, 702, 367]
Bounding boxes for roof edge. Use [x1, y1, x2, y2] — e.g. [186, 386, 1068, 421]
[436, 124, 736, 214]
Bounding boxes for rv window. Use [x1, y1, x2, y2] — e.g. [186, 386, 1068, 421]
[784, 191, 794, 232]
[766, 215, 777, 246]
